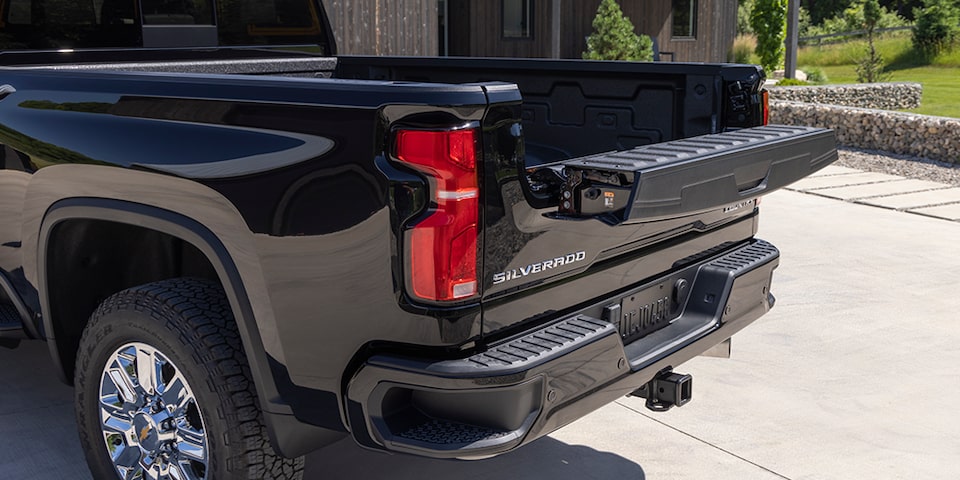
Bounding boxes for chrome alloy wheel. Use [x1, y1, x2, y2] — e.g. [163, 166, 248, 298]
[98, 342, 208, 480]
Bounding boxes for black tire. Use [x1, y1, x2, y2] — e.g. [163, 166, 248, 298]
[75, 277, 304, 480]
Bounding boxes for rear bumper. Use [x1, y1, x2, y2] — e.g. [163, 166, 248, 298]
[345, 239, 779, 459]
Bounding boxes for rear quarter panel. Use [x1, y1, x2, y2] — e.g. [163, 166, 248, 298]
[0, 67, 501, 427]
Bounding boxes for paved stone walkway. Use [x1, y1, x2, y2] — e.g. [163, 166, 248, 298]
[788, 165, 960, 222]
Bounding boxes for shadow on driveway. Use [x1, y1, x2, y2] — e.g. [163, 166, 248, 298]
[0, 341, 645, 480]
[307, 435, 645, 480]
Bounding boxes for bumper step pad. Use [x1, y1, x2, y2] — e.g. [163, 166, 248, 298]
[0, 303, 23, 333]
[396, 419, 512, 446]
[0, 303, 25, 347]
[468, 316, 612, 368]
[707, 239, 779, 275]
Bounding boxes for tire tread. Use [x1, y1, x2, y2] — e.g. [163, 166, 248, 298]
[77, 277, 304, 480]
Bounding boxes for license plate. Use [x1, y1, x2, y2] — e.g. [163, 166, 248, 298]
[613, 273, 691, 343]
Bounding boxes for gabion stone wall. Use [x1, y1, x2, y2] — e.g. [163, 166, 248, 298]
[767, 83, 922, 110]
[770, 100, 960, 165]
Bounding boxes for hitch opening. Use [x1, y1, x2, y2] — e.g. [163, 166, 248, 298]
[632, 370, 693, 412]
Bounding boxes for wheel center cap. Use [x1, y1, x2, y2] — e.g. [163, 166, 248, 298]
[133, 412, 161, 452]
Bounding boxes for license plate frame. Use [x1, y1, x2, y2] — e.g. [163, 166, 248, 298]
[613, 270, 696, 344]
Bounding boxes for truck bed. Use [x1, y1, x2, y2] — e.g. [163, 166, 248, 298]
[5, 51, 762, 158]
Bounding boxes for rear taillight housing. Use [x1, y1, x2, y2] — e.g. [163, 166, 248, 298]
[395, 128, 480, 302]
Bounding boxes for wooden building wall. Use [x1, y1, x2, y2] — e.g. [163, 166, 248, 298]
[448, 0, 554, 58]
[320, 0, 735, 62]
[322, 0, 438, 55]
[558, 0, 605, 59]
[450, 0, 736, 63]
[627, 0, 737, 63]
[582, 0, 737, 63]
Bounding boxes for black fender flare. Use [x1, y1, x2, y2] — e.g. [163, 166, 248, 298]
[37, 197, 343, 457]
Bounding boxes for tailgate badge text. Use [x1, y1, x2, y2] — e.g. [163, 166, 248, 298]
[493, 251, 587, 285]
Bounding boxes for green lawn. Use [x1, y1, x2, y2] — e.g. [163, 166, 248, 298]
[796, 34, 960, 118]
[816, 65, 960, 117]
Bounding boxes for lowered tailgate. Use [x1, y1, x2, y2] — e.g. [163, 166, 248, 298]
[558, 125, 837, 222]
[481, 125, 836, 336]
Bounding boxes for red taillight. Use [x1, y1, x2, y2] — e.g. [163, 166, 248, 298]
[761, 89, 770, 125]
[396, 128, 479, 301]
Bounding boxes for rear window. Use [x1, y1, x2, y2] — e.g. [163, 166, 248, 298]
[0, 0, 328, 50]
[218, 0, 326, 47]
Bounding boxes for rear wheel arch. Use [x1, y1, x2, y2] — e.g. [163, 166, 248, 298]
[37, 198, 282, 406]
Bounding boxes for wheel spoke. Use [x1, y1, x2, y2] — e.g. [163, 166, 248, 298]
[135, 347, 161, 395]
[161, 373, 191, 416]
[113, 444, 144, 480]
[107, 366, 139, 405]
[167, 463, 186, 480]
[100, 404, 133, 436]
[120, 465, 144, 480]
[168, 461, 202, 480]
[113, 347, 142, 401]
[175, 425, 207, 463]
[142, 461, 162, 480]
[112, 444, 142, 470]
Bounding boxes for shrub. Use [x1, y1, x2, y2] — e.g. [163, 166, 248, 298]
[857, 0, 893, 82]
[777, 78, 811, 86]
[802, 1, 908, 41]
[750, 0, 788, 72]
[738, 0, 756, 35]
[807, 0, 851, 25]
[583, 0, 654, 61]
[913, 0, 960, 56]
[730, 34, 758, 63]
[800, 66, 829, 83]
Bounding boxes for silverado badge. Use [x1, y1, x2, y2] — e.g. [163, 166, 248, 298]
[492, 251, 587, 285]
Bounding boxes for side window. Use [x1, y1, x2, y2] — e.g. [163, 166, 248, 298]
[5, 0, 97, 25]
[0, 0, 330, 50]
[0, 0, 140, 49]
[141, 0, 214, 25]
[502, 0, 532, 39]
[7, 0, 31, 24]
[672, 0, 697, 39]
[101, 0, 137, 25]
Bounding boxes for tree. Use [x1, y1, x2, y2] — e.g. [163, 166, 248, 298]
[802, 0, 850, 25]
[750, 0, 789, 72]
[880, 0, 924, 19]
[583, 0, 654, 61]
[804, 0, 923, 23]
[913, 0, 960, 56]
[738, 0, 756, 35]
[803, 0, 909, 39]
[857, 0, 892, 82]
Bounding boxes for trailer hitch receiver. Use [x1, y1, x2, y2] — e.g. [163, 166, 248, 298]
[631, 370, 693, 412]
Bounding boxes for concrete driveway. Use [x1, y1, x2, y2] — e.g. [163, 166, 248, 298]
[2, 187, 959, 480]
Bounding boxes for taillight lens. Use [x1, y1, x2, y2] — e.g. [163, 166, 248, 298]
[761, 89, 770, 125]
[396, 128, 479, 301]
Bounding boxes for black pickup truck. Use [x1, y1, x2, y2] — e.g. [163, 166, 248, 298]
[0, 1, 837, 479]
